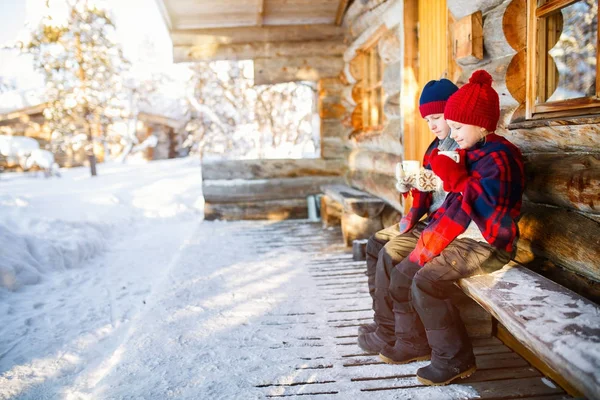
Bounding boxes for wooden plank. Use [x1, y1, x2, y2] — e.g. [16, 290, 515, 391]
[204, 199, 308, 221]
[497, 323, 583, 397]
[452, 11, 483, 62]
[202, 176, 344, 203]
[174, 40, 345, 62]
[201, 158, 346, 180]
[254, 56, 345, 85]
[170, 25, 344, 46]
[321, 184, 386, 218]
[459, 263, 600, 399]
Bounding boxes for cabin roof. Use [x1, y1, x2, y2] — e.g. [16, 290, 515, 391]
[155, 0, 350, 62]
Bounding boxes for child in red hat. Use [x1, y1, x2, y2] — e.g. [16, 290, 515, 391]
[358, 78, 459, 352]
[381, 70, 525, 386]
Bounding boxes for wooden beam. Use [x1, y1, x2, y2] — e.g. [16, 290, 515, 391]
[174, 40, 346, 62]
[254, 56, 345, 85]
[170, 25, 344, 46]
[335, 0, 351, 25]
[204, 199, 308, 221]
[203, 176, 344, 203]
[201, 158, 346, 180]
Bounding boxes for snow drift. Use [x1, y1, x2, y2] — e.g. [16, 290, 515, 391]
[0, 217, 110, 290]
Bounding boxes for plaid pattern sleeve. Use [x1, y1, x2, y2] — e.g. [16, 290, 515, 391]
[398, 139, 438, 234]
[461, 135, 525, 252]
[408, 134, 525, 266]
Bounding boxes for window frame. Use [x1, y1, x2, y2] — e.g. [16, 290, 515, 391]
[357, 45, 385, 133]
[526, 0, 600, 120]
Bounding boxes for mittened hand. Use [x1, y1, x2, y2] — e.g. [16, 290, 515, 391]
[396, 174, 417, 194]
[430, 148, 469, 192]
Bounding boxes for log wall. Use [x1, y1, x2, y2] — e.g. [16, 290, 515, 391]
[202, 158, 344, 221]
[334, 0, 600, 298]
[335, 5, 405, 220]
[444, 0, 600, 296]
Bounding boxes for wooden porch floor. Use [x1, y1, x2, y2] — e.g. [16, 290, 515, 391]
[246, 220, 572, 399]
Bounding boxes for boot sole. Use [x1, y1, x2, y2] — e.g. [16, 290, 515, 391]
[417, 365, 477, 386]
[378, 353, 431, 365]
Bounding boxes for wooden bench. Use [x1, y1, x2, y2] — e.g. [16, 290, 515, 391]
[320, 187, 600, 398]
[460, 263, 600, 399]
[320, 184, 387, 246]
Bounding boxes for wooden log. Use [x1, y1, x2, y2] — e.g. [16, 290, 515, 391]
[459, 263, 600, 399]
[377, 28, 402, 64]
[518, 203, 600, 282]
[348, 149, 402, 174]
[321, 184, 386, 218]
[320, 194, 342, 228]
[341, 211, 383, 247]
[173, 40, 346, 62]
[170, 25, 344, 46]
[523, 153, 600, 214]
[321, 119, 350, 140]
[505, 121, 600, 153]
[481, 1, 516, 61]
[202, 176, 344, 203]
[506, 49, 527, 104]
[201, 158, 346, 180]
[204, 199, 308, 221]
[321, 137, 350, 160]
[382, 61, 401, 96]
[254, 56, 344, 85]
[448, 0, 508, 20]
[346, 169, 403, 212]
[503, 0, 527, 52]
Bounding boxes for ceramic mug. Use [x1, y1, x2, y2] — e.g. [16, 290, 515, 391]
[438, 150, 460, 163]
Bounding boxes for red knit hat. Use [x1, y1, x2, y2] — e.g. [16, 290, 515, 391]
[444, 70, 500, 132]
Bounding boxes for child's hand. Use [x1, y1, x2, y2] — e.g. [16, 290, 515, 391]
[430, 148, 469, 192]
[417, 168, 442, 192]
[396, 174, 417, 193]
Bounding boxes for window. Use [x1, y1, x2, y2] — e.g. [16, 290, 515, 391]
[526, 0, 599, 119]
[358, 46, 385, 132]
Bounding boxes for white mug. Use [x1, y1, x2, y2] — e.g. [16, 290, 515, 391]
[438, 151, 460, 163]
[402, 160, 421, 176]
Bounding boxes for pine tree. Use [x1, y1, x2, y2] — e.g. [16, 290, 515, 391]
[19, 0, 129, 176]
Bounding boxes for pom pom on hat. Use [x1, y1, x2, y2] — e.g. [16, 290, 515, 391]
[469, 70, 493, 86]
[444, 69, 500, 132]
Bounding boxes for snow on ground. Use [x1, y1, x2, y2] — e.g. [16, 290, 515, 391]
[0, 158, 482, 400]
[0, 158, 205, 399]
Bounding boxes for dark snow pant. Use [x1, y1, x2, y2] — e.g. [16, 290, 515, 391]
[390, 238, 511, 368]
[365, 222, 427, 340]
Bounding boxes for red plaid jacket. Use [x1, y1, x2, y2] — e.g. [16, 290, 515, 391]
[408, 134, 525, 266]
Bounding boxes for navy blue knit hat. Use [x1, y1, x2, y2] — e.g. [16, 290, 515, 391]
[419, 78, 459, 118]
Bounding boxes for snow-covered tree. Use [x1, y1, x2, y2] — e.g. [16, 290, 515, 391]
[183, 60, 317, 160]
[18, 0, 129, 176]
